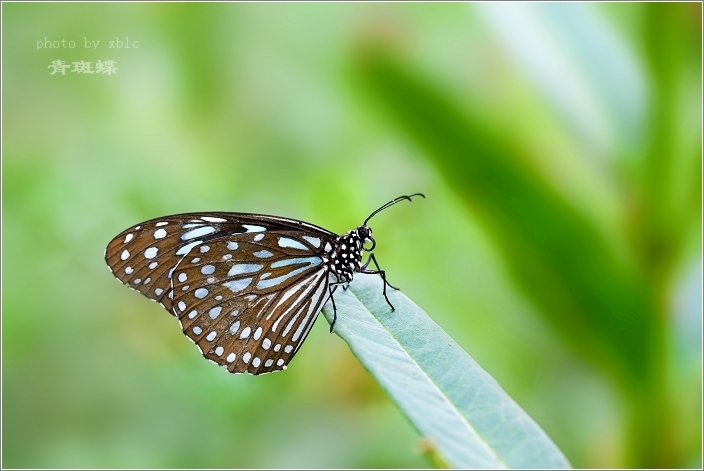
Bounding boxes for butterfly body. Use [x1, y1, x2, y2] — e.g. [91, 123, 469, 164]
[105, 194, 423, 375]
[328, 227, 371, 284]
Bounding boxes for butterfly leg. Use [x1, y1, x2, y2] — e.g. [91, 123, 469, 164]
[328, 284, 338, 333]
[363, 253, 400, 290]
[361, 254, 396, 312]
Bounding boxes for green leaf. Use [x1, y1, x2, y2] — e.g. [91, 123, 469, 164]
[322, 274, 571, 469]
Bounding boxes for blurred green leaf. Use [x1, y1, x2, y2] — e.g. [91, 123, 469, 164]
[639, 2, 702, 272]
[353, 47, 656, 387]
[477, 3, 647, 153]
[322, 274, 571, 469]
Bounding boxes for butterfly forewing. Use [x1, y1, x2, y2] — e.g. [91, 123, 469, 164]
[105, 212, 339, 374]
[104, 214, 201, 310]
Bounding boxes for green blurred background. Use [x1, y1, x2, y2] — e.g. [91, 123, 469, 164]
[3, 2, 701, 468]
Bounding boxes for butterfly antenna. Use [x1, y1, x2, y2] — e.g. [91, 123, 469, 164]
[363, 193, 425, 226]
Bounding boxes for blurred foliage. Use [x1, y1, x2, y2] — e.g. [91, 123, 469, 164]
[2, 2, 701, 468]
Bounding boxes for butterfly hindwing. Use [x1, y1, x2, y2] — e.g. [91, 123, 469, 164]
[169, 232, 336, 374]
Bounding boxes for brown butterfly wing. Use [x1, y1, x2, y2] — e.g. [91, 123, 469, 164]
[105, 212, 338, 374]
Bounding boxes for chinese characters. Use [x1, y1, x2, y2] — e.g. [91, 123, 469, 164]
[48, 60, 118, 75]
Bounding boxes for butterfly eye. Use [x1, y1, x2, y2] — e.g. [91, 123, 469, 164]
[363, 236, 376, 252]
[357, 226, 372, 241]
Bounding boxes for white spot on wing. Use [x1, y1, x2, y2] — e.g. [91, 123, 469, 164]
[271, 257, 321, 268]
[252, 357, 261, 367]
[229, 320, 241, 335]
[215, 346, 224, 356]
[120, 250, 130, 260]
[201, 265, 215, 275]
[176, 240, 202, 255]
[206, 331, 217, 341]
[124, 234, 134, 243]
[182, 226, 216, 240]
[125, 266, 133, 274]
[202, 216, 227, 222]
[284, 345, 293, 353]
[193, 326, 202, 335]
[208, 306, 222, 319]
[195, 288, 208, 299]
[178, 273, 187, 282]
[254, 250, 273, 258]
[154, 228, 167, 239]
[188, 310, 198, 319]
[303, 236, 321, 248]
[262, 338, 271, 349]
[226, 353, 236, 363]
[239, 327, 251, 339]
[227, 241, 238, 250]
[243, 225, 266, 233]
[253, 327, 262, 340]
[144, 247, 158, 259]
[278, 237, 308, 251]
[276, 359, 284, 366]
[228, 264, 263, 276]
[223, 278, 252, 293]
[156, 222, 168, 227]
[243, 352, 252, 363]
[148, 261, 158, 270]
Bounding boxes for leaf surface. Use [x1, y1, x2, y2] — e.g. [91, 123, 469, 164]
[323, 274, 571, 469]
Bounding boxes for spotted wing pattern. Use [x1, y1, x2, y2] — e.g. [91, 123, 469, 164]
[105, 212, 339, 375]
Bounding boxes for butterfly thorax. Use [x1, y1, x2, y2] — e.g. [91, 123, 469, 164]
[328, 226, 372, 284]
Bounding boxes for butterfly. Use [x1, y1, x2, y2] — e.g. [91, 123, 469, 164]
[104, 193, 424, 375]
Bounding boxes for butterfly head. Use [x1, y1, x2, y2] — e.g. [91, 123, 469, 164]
[357, 225, 376, 252]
